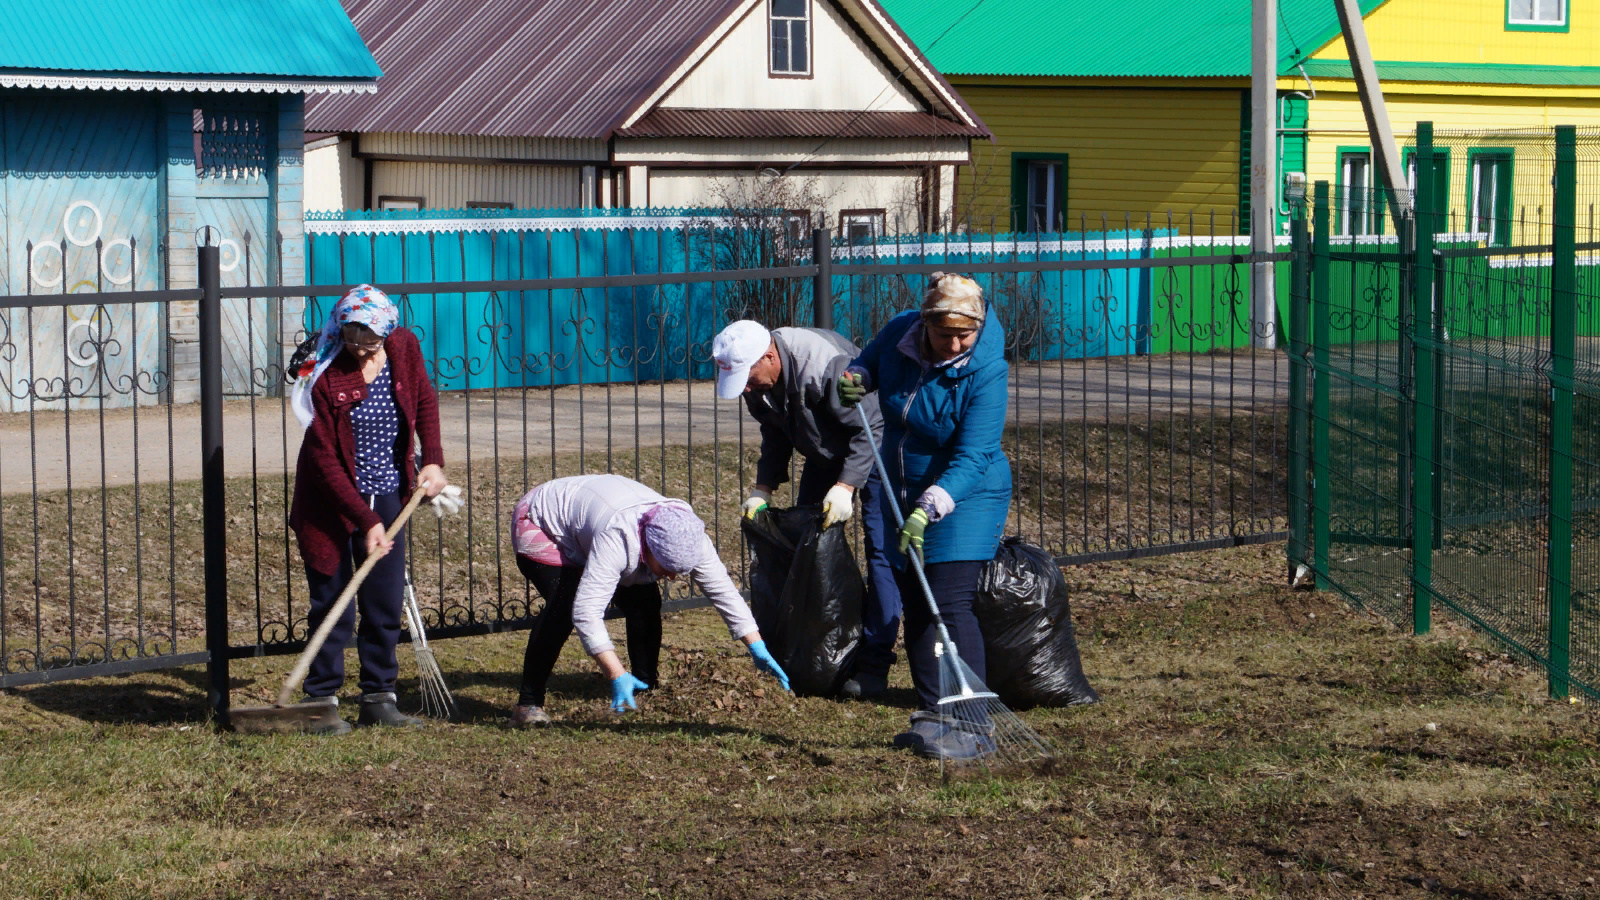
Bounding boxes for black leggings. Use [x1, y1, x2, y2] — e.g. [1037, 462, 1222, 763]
[516, 556, 662, 707]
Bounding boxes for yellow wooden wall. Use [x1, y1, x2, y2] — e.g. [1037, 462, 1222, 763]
[1306, 91, 1600, 239]
[1312, 0, 1600, 65]
[951, 84, 1245, 231]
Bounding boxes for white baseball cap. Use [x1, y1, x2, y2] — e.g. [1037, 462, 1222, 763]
[712, 320, 771, 399]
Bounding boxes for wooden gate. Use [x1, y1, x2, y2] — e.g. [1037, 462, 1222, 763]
[195, 103, 275, 396]
[0, 95, 165, 412]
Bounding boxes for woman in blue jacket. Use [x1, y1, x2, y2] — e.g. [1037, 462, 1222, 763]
[838, 273, 1011, 761]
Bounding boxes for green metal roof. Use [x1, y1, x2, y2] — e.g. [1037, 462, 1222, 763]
[0, 0, 379, 79]
[1300, 59, 1600, 85]
[878, 0, 1385, 78]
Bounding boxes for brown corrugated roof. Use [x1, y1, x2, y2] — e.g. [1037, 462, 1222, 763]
[307, 0, 745, 139]
[616, 108, 983, 139]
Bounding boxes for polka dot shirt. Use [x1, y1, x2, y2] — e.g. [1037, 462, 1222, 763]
[349, 361, 401, 495]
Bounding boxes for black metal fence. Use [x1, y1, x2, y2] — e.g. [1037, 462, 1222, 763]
[0, 222, 1291, 714]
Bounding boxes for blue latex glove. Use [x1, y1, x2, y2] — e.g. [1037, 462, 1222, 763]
[610, 673, 651, 713]
[746, 640, 791, 692]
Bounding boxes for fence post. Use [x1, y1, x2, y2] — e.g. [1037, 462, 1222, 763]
[1312, 181, 1332, 590]
[1410, 122, 1436, 636]
[1287, 198, 1311, 579]
[1547, 124, 1576, 699]
[199, 244, 230, 727]
[812, 227, 833, 330]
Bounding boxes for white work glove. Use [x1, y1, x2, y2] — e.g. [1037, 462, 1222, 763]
[431, 483, 464, 519]
[741, 488, 772, 521]
[821, 483, 855, 529]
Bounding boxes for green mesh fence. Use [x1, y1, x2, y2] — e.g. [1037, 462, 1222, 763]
[1295, 124, 1599, 699]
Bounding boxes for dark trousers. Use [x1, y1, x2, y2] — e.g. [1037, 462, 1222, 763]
[303, 490, 407, 698]
[795, 463, 902, 679]
[898, 559, 987, 712]
[516, 555, 662, 707]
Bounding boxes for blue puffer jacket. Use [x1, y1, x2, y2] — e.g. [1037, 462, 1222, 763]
[850, 310, 1011, 567]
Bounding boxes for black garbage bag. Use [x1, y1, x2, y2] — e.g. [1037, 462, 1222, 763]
[974, 537, 1099, 709]
[741, 505, 864, 696]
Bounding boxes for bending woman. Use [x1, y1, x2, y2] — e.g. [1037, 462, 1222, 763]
[508, 474, 790, 726]
[288, 285, 453, 734]
[838, 273, 1011, 761]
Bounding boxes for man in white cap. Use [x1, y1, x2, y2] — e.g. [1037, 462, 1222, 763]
[712, 319, 900, 699]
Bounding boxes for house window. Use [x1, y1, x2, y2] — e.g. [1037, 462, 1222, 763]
[1009, 154, 1067, 233]
[784, 209, 812, 254]
[377, 195, 424, 211]
[1469, 151, 1514, 246]
[839, 209, 885, 245]
[1404, 148, 1450, 234]
[1338, 150, 1375, 236]
[1507, 0, 1566, 30]
[1025, 161, 1062, 232]
[771, 0, 811, 76]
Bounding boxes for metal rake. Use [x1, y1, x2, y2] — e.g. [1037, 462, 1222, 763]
[402, 566, 456, 721]
[857, 406, 1056, 774]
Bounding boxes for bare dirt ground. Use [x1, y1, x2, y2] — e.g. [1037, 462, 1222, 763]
[1, 543, 1595, 899]
[0, 352, 1288, 494]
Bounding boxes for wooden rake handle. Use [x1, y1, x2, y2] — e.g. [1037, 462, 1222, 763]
[276, 486, 430, 707]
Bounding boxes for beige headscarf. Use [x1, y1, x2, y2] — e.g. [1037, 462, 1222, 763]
[920, 272, 984, 328]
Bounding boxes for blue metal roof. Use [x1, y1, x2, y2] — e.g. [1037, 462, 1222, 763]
[0, 0, 379, 79]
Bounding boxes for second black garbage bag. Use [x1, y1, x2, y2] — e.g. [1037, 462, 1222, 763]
[741, 506, 864, 696]
[975, 537, 1100, 709]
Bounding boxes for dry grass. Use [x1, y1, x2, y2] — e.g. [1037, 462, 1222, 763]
[1, 543, 1596, 899]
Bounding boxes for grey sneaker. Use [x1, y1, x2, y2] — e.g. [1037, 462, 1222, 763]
[891, 710, 948, 753]
[840, 671, 888, 700]
[509, 704, 553, 728]
[355, 692, 424, 729]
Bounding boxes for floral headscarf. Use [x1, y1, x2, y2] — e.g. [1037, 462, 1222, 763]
[289, 285, 400, 428]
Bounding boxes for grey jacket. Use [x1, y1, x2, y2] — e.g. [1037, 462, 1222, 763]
[515, 475, 758, 656]
[743, 327, 883, 489]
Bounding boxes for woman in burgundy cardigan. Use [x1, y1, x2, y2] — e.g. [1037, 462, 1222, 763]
[288, 285, 450, 734]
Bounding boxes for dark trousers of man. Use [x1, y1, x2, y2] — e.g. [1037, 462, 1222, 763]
[303, 490, 407, 698]
[897, 560, 987, 711]
[516, 555, 662, 708]
[795, 463, 901, 679]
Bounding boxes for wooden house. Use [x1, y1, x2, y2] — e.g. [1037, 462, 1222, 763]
[304, 0, 988, 235]
[0, 0, 379, 405]
[884, 0, 1600, 237]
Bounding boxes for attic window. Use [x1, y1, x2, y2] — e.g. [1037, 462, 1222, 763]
[1507, 0, 1566, 30]
[771, 0, 811, 76]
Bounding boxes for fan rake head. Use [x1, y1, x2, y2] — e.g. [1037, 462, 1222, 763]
[402, 580, 456, 721]
[932, 637, 1057, 777]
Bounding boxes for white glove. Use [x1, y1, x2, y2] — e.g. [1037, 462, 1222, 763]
[821, 484, 855, 529]
[431, 483, 463, 519]
[741, 488, 772, 521]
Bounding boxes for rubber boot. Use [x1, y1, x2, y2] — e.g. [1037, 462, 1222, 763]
[840, 671, 888, 700]
[302, 695, 351, 736]
[355, 692, 424, 729]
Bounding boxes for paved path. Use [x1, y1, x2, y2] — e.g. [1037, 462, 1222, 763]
[0, 352, 1288, 494]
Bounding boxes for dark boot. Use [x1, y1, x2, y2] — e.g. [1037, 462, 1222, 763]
[302, 695, 351, 736]
[356, 692, 424, 729]
[840, 671, 888, 700]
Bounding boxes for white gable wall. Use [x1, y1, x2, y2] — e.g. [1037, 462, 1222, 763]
[660, 0, 924, 112]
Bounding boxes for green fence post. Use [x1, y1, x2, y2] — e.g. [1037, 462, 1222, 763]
[1287, 199, 1311, 578]
[1548, 124, 1576, 699]
[1312, 181, 1331, 589]
[1411, 122, 1436, 636]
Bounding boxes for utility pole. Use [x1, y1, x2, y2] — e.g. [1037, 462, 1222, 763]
[1251, 0, 1278, 349]
[1335, 0, 1411, 225]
